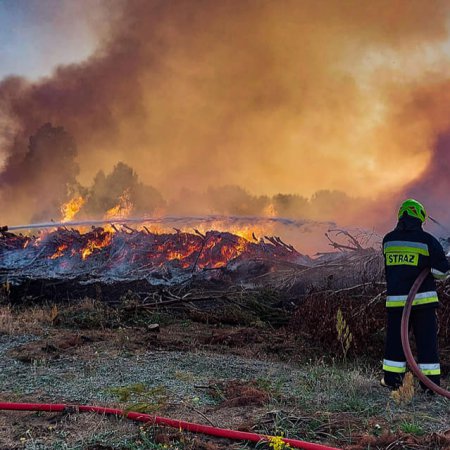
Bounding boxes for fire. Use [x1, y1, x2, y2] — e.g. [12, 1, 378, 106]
[193, 221, 270, 243]
[209, 235, 250, 268]
[167, 250, 189, 261]
[231, 225, 262, 242]
[141, 224, 166, 234]
[81, 231, 113, 260]
[139, 230, 254, 270]
[105, 190, 133, 220]
[3, 225, 302, 285]
[50, 244, 68, 259]
[12, 214, 303, 270]
[61, 196, 85, 222]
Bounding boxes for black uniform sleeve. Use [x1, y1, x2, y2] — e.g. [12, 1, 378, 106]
[429, 236, 450, 279]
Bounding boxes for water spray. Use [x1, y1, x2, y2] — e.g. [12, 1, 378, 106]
[428, 216, 450, 235]
[3, 215, 331, 232]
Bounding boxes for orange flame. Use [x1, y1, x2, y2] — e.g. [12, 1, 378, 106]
[193, 221, 270, 243]
[50, 244, 68, 259]
[81, 232, 113, 260]
[61, 196, 85, 222]
[105, 190, 133, 220]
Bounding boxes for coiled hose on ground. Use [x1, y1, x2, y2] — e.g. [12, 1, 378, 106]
[401, 268, 450, 398]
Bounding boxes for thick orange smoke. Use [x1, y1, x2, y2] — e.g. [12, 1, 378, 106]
[401, 79, 450, 228]
[1, 0, 450, 233]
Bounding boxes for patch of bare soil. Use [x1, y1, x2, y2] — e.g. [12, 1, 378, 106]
[4, 320, 297, 364]
[7, 332, 104, 362]
[207, 380, 271, 407]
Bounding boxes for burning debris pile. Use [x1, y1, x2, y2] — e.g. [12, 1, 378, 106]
[0, 225, 312, 287]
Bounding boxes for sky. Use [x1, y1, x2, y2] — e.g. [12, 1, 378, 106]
[0, 0, 101, 80]
[2, 0, 450, 230]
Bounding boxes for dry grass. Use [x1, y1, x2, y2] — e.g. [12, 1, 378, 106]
[0, 303, 54, 335]
[1, 298, 450, 449]
[391, 373, 415, 405]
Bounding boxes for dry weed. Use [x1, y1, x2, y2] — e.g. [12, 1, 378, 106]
[391, 372, 415, 404]
[0, 304, 55, 334]
[336, 308, 353, 360]
[0, 306, 14, 334]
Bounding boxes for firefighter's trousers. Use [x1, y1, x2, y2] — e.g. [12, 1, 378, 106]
[383, 306, 440, 389]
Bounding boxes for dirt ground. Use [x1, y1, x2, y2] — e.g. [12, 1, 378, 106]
[1, 301, 450, 450]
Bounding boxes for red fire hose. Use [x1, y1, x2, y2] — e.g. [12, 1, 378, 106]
[0, 401, 339, 449]
[401, 268, 450, 398]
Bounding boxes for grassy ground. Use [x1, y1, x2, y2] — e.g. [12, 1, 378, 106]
[0, 299, 449, 450]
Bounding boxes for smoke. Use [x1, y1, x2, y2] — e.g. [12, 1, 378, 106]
[166, 186, 365, 224]
[406, 133, 450, 228]
[375, 78, 450, 233]
[0, 123, 79, 222]
[83, 162, 166, 217]
[1, 0, 450, 233]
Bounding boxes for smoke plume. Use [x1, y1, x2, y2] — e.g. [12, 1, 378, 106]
[0, 123, 79, 222]
[407, 133, 450, 227]
[377, 78, 450, 233]
[1, 0, 450, 233]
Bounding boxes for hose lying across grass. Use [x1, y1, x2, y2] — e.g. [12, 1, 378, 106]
[401, 268, 450, 398]
[0, 401, 339, 449]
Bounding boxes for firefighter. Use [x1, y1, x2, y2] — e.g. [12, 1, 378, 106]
[381, 199, 450, 391]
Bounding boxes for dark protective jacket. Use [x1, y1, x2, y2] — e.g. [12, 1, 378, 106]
[382, 215, 450, 308]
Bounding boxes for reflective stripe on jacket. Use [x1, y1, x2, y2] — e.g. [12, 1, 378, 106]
[383, 215, 450, 308]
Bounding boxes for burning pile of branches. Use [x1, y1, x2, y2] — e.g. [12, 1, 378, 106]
[0, 226, 311, 286]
